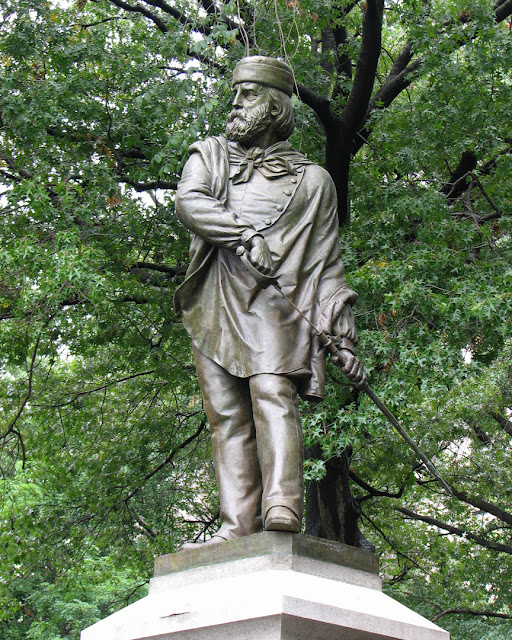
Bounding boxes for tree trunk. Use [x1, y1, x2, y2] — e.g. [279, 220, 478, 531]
[304, 444, 362, 545]
[325, 122, 353, 227]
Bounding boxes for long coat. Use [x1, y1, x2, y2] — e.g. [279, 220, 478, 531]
[175, 136, 358, 401]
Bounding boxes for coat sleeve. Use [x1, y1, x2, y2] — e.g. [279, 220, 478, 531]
[175, 142, 260, 251]
[312, 170, 359, 350]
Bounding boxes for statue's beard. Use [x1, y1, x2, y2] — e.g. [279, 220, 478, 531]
[225, 104, 273, 145]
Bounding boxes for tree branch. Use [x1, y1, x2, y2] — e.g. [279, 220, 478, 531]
[1, 322, 48, 463]
[295, 83, 336, 131]
[342, 0, 363, 17]
[0, 167, 21, 183]
[319, 26, 338, 76]
[492, 412, 512, 437]
[369, 39, 417, 105]
[132, 262, 186, 276]
[44, 370, 157, 408]
[349, 470, 405, 502]
[469, 172, 501, 215]
[104, 0, 234, 67]
[198, 0, 242, 37]
[121, 419, 207, 504]
[361, 511, 421, 568]
[353, 57, 420, 154]
[191, 509, 220, 542]
[0, 294, 149, 323]
[71, 16, 131, 29]
[139, 0, 212, 36]
[333, 23, 353, 83]
[470, 421, 491, 445]
[481, 142, 512, 175]
[445, 169, 503, 224]
[397, 507, 512, 554]
[118, 175, 178, 191]
[495, 0, 512, 23]
[431, 608, 512, 623]
[341, 0, 385, 133]
[0, 154, 64, 208]
[353, 1, 512, 155]
[449, 488, 512, 527]
[131, 510, 159, 538]
[440, 151, 477, 199]
[0, 155, 35, 180]
[106, 0, 169, 32]
[401, 590, 443, 612]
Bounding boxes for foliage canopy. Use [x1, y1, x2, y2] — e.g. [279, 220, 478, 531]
[1, 1, 511, 638]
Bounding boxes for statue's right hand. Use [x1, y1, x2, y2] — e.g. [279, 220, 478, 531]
[248, 235, 274, 276]
[331, 348, 367, 389]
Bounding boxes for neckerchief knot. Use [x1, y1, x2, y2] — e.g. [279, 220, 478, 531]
[231, 145, 298, 184]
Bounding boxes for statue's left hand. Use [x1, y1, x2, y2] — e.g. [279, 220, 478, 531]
[331, 348, 367, 388]
[248, 235, 274, 276]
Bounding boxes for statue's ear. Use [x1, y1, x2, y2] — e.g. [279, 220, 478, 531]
[270, 102, 280, 116]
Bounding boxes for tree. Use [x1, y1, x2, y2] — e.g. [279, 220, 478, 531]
[1, 1, 512, 638]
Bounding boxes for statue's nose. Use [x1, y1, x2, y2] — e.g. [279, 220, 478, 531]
[232, 87, 243, 108]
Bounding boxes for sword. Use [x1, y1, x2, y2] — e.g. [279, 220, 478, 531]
[237, 247, 454, 497]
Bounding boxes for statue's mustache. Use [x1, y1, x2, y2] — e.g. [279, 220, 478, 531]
[225, 103, 272, 143]
[227, 108, 248, 123]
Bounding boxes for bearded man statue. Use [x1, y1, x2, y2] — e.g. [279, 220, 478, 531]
[174, 56, 365, 544]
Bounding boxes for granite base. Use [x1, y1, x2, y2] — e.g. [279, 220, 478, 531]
[81, 532, 449, 640]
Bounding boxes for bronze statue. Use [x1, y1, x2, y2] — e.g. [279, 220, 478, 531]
[175, 56, 365, 543]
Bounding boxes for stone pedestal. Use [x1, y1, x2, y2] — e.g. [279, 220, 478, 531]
[81, 532, 449, 640]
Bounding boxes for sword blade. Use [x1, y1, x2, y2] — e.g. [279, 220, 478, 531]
[271, 282, 320, 335]
[238, 249, 453, 496]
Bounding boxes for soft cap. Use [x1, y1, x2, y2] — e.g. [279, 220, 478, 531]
[232, 56, 294, 97]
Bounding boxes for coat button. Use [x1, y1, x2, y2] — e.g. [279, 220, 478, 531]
[296, 167, 303, 173]
[290, 178, 297, 183]
[265, 218, 272, 225]
[276, 204, 283, 211]
[284, 189, 292, 196]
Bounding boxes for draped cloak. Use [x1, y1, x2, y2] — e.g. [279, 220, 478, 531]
[174, 136, 358, 401]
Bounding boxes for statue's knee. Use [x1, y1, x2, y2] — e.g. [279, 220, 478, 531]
[250, 373, 294, 401]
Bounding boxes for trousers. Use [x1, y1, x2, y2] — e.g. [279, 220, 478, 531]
[194, 347, 304, 539]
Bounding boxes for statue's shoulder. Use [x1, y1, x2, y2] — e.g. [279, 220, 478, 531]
[304, 161, 330, 177]
[189, 135, 228, 156]
[302, 162, 336, 192]
[183, 136, 230, 197]
[185, 137, 230, 184]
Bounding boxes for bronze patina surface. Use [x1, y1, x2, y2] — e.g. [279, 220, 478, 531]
[155, 531, 379, 577]
[175, 56, 365, 543]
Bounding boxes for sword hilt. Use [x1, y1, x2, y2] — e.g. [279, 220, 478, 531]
[236, 246, 277, 289]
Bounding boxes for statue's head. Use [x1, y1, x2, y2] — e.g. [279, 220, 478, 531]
[225, 56, 295, 147]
